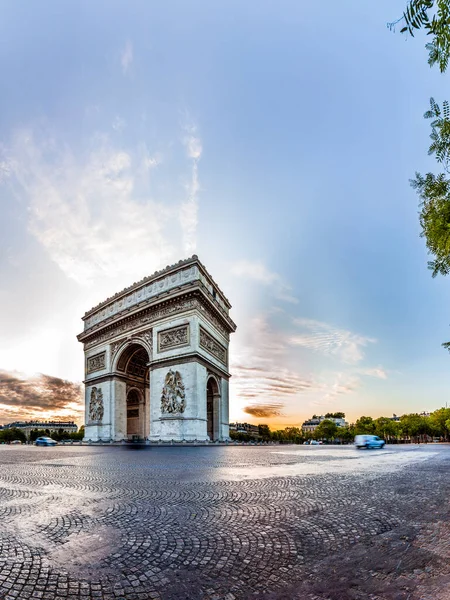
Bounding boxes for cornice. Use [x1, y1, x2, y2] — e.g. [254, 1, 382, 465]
[83, 255, 232, 321]
[77, 288, 236, 348]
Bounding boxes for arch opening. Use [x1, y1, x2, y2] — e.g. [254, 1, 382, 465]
[117, 343, 150, 441]
[206, 376, 220, 441]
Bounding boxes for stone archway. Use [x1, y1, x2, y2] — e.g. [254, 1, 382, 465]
[116, 343, 150, 441]
[78, 256, 236, 442]
[206, 376, 221, 441]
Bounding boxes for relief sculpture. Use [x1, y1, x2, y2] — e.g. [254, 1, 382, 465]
[89, 387, 104, 422]
[158, 324, 189, 352]
[199, 326, 227, 365]
[87, 352, 106, 373]
[161, 370, 186, 414]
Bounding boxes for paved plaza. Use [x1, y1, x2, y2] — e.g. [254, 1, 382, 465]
[0, 445, 450, 600]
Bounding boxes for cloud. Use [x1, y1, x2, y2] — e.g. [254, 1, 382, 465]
[0, 370, 83, 423]
[321, 373, 360, 402]
[112, 116, 126, 132]
[360, 366, 387, 380]
[180, 123, 202, 254]
[3, 130, 194, 286]
[230, 315, 320, 421]
[289, 318, 376, 364]
[229, 313, 386, 422]
[243, 403, 284, 418]
[231, 260, 298, 304]
[121, 41, 133, 74]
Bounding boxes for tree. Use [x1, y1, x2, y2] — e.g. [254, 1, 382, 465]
[314, 419, 338, 441]
[399, 413, 429, 440]
[258, 424, 271, 441]
[354, 416, 376, 435]
[324, 412, 345, 419]
[72, 426, 84, 440]
[375, 417, 399, 440]
[0, 428, 27, 443]
[429, 407, 450, 438]
[389, 1, 450, 73]
[335, 426, 355, 443]
[390, 3, 450, 349]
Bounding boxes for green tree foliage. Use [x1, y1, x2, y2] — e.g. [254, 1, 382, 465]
[374, 417, 400, 440]
[389, 1, 450, 72]
[0, 428, 27, 443]
[335, 426, 355, 442]
[258, 424, 271, 441]
[399, 413, 431, 440]
[390, 3, 450, 347]
[314, 419, 338, 441]
[324, 412, 345, 419]
[429, 407, 450, 438]
[354, 416, 376, 435]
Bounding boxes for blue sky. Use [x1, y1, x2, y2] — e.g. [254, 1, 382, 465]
[1, 0, 450, 426]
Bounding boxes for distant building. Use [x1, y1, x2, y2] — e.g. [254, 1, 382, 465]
[301, 415, 348, 433]
[3, 421, 78, 439]
[229, 422, 260, 438]
[390, 414, 400, 422]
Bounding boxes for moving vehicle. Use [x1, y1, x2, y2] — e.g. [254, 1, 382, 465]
[10, 440, 22, 445]
[354, 435, 385, 449]
[35, 437, 57, 447]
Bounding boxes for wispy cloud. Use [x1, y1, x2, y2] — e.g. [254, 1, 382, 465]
[180, 122, 202, 254]
[112, 116, 126, 132]
[360, 366, 387, 380]
[0, 370, 83, 423]
[243, 403, 284, 418]
[231, 260, 298, 304]
[230, 313, 386, 422]
[231, 315, 318, 419]
[289, 318, 376, 364]
[121, 41, 133, 74]
[3, 130, 194, 286]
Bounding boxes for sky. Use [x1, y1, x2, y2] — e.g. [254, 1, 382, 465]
[1, 0, 450, 429]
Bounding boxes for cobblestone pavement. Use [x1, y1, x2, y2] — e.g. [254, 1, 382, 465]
[0, 444, 450, 600]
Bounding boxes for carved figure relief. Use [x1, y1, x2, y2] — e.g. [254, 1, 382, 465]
[158, 324, 189, 353]
[110, 329, 153, 366]
[89, 387, 104, 422]
[161, 370, 186, 414]
[133, 329, 153, 354]
[87, 352, 106, 374]
[199, 326, 227, 365]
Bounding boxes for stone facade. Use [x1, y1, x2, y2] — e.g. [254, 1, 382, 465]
[77, 256, 236, 442]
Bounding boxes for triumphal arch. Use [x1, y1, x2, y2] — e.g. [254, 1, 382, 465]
[77, 256, 236, 442]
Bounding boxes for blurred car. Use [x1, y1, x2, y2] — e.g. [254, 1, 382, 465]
[354, 434, 385, 449]
[10, 440, 22, 445]
[35, 436, 57, 447]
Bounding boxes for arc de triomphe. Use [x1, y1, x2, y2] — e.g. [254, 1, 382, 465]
[77, 256, 236, 442]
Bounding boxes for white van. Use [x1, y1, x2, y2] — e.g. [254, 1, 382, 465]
[354, 435, 385, 449]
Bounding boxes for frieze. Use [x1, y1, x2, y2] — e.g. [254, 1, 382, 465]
[84, 265, 198, 330]
[158, 324, 189, 353]
[199, 326, 227, 365]
[84, 299, 197, 350]
[83, 297, 229, 350]
[87, 352, 106, 374]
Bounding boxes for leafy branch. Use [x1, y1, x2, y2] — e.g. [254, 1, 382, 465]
[388, 0, 450, 72]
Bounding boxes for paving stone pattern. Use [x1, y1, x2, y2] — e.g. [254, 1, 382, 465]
[0, 445, 450, 600]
